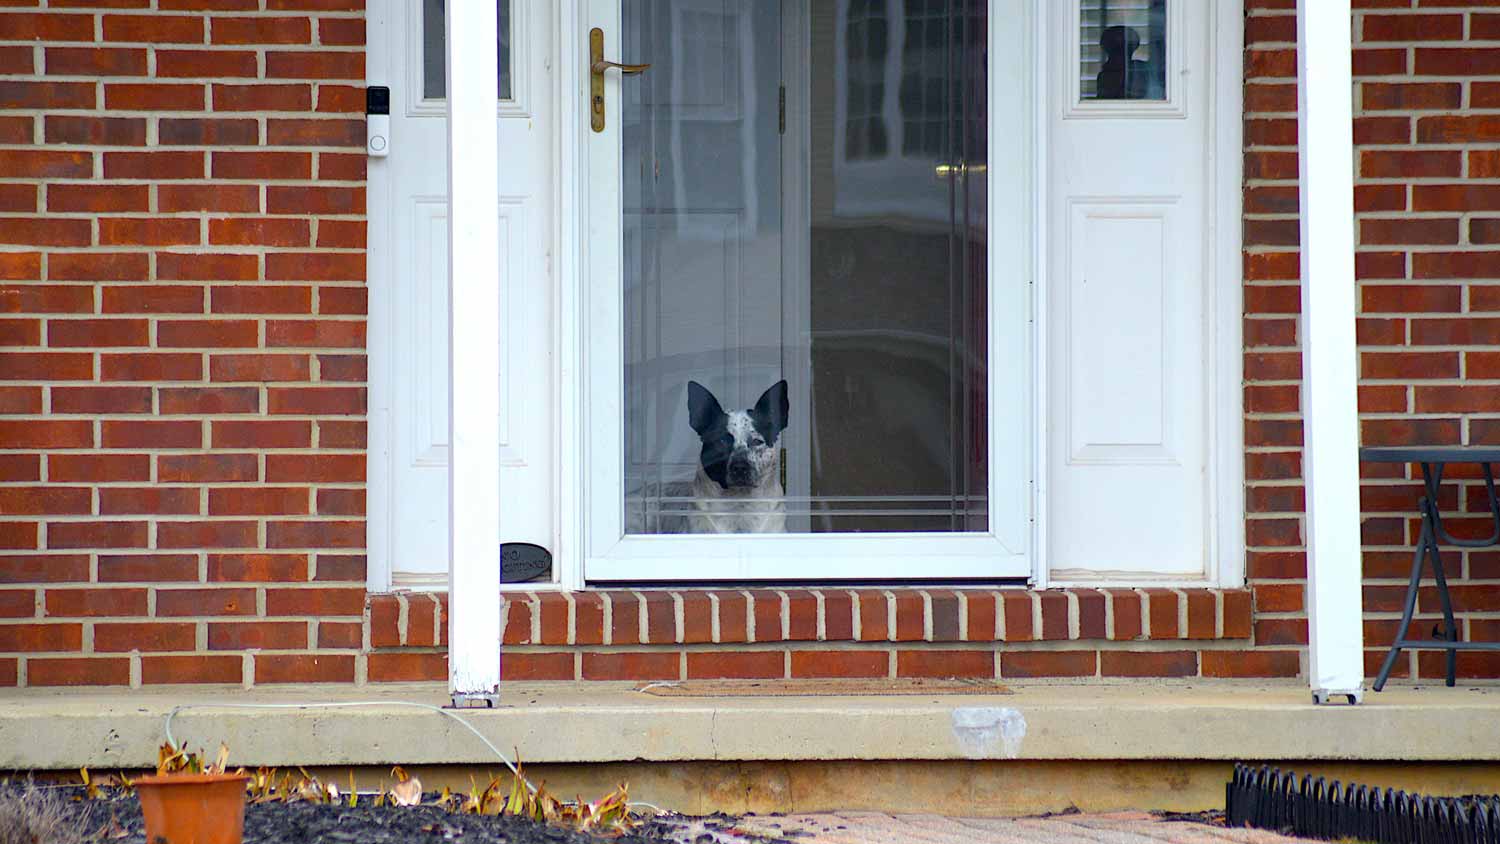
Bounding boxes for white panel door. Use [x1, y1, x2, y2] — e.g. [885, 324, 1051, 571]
[1048, 0, 1211, 580]
[369, 0, 554, 587]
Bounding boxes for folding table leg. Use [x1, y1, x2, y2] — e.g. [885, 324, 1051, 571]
[1424, 495, 1461, 687]
[1373, 506, 1433, 692]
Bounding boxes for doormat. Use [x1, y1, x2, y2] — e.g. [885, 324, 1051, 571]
[635, 678, 1011, 697]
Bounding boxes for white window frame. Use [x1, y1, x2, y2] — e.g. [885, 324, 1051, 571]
[407, 0, 528, 117]
[1065, 0, 1185, 119]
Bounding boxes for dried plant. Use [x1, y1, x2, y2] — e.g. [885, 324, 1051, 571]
[574, 783, 634, 835]
[83, 743, 644, 837]
[453, 761, 635, 835]
[76, 769, 131, 800]
[0, 786, 90, 844]
[388, 766, 422, 807]
[154, 742, 229, 776]
[245, 767, 279, 804]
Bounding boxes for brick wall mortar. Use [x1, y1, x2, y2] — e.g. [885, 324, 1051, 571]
[0, 2, 368, 688]
[1245, 0, 1500, 683]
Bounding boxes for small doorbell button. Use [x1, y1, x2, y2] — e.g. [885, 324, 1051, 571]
[366, 85, 391, 158]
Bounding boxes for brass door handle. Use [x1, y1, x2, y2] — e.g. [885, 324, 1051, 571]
[590, 27, 651, 133]
[936, 163, 988, 180]
[592, 59, 651, 75]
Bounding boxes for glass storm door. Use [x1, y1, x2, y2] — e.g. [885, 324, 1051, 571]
[583, 0, 1032, 582]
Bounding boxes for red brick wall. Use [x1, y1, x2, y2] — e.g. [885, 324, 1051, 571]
[364, 588, 1263, 683]
[0, 2, 368, 686]
[6, 1, 1500, 689]
[1244, 0, 1500, 682]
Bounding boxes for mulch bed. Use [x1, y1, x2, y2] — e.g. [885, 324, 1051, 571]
[4, 786, 799, 844]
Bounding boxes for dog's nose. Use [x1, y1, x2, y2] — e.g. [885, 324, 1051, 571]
[726, 454, 754, 485]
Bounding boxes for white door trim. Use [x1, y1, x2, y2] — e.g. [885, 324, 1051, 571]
[555, 0, 589, 591]
[367, 0, 396, 593]
[1212, 0, 1248, 590]
[1029, 0, 1048, 590]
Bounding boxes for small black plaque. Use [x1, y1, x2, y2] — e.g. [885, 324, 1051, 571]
[501, 542, 551, 583]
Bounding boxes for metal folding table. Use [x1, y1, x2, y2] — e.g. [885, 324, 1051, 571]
[1359, 446, 1500, 691]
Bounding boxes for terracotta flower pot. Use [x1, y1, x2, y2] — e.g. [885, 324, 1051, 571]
[133, 772, 250, 844]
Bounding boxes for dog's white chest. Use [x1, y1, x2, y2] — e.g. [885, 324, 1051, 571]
[689, 470, 786, 534]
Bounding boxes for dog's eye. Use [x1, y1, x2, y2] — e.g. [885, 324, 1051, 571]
[749, 435, 765, 447]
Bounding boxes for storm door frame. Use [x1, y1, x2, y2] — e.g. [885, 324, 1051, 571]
[565, 0, 1036, 584]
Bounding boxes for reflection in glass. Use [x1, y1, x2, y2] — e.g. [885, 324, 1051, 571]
[422, 0, 512, 101]
[622, 0, 989, 535]
[1080, 0, 1167, 101]
[845, 0, 889, 159]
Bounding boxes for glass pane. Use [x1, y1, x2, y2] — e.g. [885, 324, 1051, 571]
[1080, 0, 1167, 101]
[422, 0, 512, 100]
[623, 0, 989, 535]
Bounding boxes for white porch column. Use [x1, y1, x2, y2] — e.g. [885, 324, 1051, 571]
[444, 0, 502, 703]
[1296, 0, 1364, 704]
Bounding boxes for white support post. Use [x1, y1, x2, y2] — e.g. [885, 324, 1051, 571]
[1297, 0, 1365, 704]
[445, 0, 502, 704]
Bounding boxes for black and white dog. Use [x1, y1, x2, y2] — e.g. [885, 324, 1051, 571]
[684, 379, 788, 534]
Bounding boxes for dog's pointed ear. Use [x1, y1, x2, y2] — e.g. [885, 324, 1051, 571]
[751, 379, 790, 437]
[686, 381, 726, 436]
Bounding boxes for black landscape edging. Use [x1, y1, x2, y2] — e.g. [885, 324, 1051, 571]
[1226, 763, 1500, 844]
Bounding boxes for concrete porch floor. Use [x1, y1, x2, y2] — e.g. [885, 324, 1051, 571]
[5, 680, 1500, 816]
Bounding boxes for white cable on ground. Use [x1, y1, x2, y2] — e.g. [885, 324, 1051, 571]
[160, 701, 665, 815]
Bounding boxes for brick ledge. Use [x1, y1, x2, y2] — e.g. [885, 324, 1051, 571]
[368, 587, 1253, 649]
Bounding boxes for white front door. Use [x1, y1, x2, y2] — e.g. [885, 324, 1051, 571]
[580, 0, 1033, 581]
[1045, 1, 1220, 581]
[368, 0, 555, 588]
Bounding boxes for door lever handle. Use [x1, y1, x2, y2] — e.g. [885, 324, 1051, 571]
[590, 27, 650, 133]
[592, 59, 651, 75]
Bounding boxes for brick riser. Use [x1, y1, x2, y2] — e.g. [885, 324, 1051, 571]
[363, 588, 1288, 684]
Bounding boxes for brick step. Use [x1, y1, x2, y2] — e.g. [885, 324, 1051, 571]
[363, 588, 1271, 682]
[370, 587, 1253, 649]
